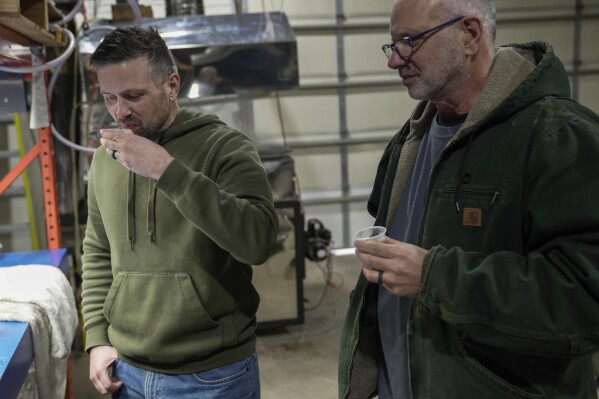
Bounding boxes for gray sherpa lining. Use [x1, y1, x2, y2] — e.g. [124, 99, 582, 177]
[455, 46, 536, 141]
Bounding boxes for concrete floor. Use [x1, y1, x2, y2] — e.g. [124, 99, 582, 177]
[70, 254, 362, 399]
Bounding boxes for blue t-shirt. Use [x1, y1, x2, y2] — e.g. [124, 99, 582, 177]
[377, 114, 462, 398]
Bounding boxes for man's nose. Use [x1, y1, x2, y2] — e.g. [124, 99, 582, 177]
[114, 99, 132, 119]
[387, 50, 410, 69]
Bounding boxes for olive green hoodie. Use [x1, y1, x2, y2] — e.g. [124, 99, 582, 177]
[82, 108, 278, 373]
[339, 42, 599, 398]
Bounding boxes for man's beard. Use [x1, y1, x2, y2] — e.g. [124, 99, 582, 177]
[406, 42, 463, 101]
[124, 94, 171, 138]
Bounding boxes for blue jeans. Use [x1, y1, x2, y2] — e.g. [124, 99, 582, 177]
[111, 351, 260, 399]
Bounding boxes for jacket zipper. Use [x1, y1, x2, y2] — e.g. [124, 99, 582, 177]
[442, 187, 501, 205]
[345, 133, 408, 399]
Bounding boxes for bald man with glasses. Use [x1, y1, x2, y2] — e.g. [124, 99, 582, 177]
[339, 0, 599, 398]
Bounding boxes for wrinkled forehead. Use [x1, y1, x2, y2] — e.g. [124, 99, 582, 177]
[95, 58, 158, 92]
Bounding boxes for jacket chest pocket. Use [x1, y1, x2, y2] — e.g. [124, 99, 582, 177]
[438, 185, 503, 229]
[421, 185, 514, 251]
[442, 185, 502, 212]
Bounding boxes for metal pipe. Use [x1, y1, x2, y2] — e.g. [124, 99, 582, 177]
[279, 135, 393, 149]
[335, 0, 352, 247]
[240, 61, 598, 96]
[303, 193, 370, 206]
[571, 0, 584, 101]
[291, 8, 599, 34]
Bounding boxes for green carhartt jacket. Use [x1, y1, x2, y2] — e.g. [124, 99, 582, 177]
[339, 42, 599, 398]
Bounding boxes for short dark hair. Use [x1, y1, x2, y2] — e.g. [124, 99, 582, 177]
[89, 25, 178, 85]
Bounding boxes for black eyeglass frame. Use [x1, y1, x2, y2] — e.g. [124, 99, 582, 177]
[382, 16, 464, 60]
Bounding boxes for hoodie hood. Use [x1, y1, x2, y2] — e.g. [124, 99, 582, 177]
[468, 41, 571, 134]
[127, 109, 226, 249]
[147, 108, 227, 145]
[451, 41, 571, 213]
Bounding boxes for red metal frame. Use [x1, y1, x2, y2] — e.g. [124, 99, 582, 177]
[38, 126, 61, 249]
[0, 126, 62, 249]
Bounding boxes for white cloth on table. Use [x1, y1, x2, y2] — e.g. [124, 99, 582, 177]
[0, 265, 79, 399]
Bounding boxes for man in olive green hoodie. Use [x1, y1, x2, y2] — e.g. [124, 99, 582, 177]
[339, 0, 599, 398]
[81, 26, 278, 398]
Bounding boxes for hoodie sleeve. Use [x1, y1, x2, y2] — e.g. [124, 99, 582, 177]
[81, 152, 112, 351]
[156, 128, 278, 266]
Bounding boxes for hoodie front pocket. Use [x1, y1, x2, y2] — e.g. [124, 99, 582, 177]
[104, 272, 222, 363]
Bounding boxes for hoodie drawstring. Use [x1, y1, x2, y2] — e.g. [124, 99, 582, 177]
[126, 172, 158, 249]
[127, 171, 136, 250]
[148, 180, 157, 242]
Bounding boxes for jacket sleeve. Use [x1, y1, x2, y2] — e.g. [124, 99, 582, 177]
[419, 107, 599, 357]
[81, 153, 112, 351]
[156, 130, 278, 266]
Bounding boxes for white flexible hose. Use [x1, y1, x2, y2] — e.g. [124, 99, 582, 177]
[0, 26, 76, 74]
[127, 0, 144, 24]
[48, 25, 117, 153]
[54, 0, 83, 26]
[1, 0, 145, 152]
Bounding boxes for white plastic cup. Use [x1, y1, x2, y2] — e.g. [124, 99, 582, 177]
[354, 226, 387, 242]
[102, 128, 133, 134]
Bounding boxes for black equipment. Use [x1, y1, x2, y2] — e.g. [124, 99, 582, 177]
[304, 218, 332, 262]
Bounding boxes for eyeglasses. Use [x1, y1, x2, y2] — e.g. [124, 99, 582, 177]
[382, 16, 464, 60]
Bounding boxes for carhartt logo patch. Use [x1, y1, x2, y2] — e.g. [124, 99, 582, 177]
[463, 208, 482, 227]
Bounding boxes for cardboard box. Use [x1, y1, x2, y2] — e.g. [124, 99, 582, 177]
[111, 4, 153, 22]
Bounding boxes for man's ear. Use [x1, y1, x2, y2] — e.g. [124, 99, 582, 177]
[462, 16, 483, 55]
[167, 73, 180, 100]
